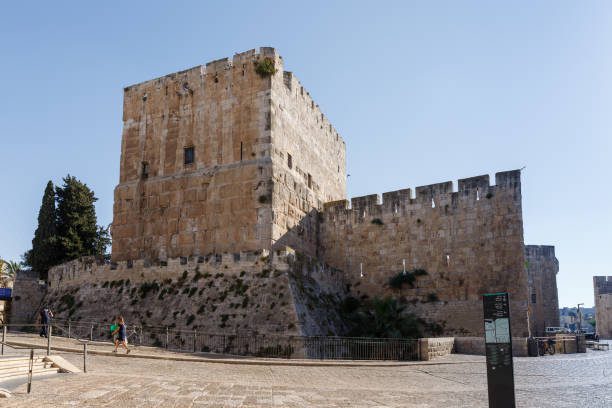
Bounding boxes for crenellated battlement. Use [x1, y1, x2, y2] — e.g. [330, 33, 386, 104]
[124, 47, 281, 92]
[48, 248, 306, 289]
[322, 170, 521, 220]
[595, 276, 612, 285]
[594, 276, 612, 294]
[525, 245, 557, 259]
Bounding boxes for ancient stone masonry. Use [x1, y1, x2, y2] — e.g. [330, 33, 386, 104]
[112, 47, 345, 263]
[9, 270, 47, 323]
[15, 47, 560, 340]
[593, 276, 612, 339]
[525, 245, 560, 336]
[269, 69, 346, 256]
[44, 249, 346, 337]
[318, 171, 531, 337]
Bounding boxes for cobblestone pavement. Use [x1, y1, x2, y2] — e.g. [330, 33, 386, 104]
[2, 337, 612, 407]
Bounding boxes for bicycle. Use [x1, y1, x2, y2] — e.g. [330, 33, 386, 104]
[538, 338, 555, 356]
[127, 325, 139, 346]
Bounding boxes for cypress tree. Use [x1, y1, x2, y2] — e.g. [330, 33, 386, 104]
[30, 181, 59, 273]
[55, 175, 110, 262]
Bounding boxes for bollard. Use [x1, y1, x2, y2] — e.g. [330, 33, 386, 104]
[90, 325, 93, 341]
[1, 325, 6, 355]
[27, 349, 34, 393]
[47, 324, 52, 356]
[83, 343, 88, 373]
[166, 327, 169, 350]
[68, 320, 71, 339]
[193, 329, 197, 353]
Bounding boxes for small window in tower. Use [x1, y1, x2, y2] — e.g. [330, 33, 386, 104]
[308, 173, 312, 189]
[288, 153, 292, 169]
[141, 162, 149, 179]
[184, 147, 194, 165]
[531, 293, 537, 304]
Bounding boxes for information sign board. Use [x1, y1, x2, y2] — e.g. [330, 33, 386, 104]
[483, 292, 516, 408]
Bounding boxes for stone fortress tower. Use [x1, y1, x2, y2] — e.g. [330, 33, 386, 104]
[593, 276, 612, 339]
[112, 47, 345, 263]
[525, 246, 560, 336]
[18, 47, 559, 339]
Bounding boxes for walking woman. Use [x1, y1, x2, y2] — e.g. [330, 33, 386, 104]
[111, 316, 131, 354]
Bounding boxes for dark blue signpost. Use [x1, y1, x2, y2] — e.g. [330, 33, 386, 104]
[0, 288, 12, 301]
[483, 292, 516, 408]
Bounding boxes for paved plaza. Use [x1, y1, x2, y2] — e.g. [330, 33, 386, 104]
[2, 335, 612, 407]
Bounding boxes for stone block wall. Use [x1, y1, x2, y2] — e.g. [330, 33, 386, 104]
[318, 170, 531, 337]
[554, 335, 575, 354]
[39, 247, 347, 337]
[269, 69, 346, 256]
[9, 270, 47, 323]
[112, 47, 347, 263]
[419, 337, 455, 360]
[594, 276, 612, 339]
[113, 48, 277, 262]
[454, 337, 486, 355]
[525, 245, 560, 336]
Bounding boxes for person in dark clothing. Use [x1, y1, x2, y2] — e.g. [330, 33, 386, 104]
[111, 315, 130, 354]
[36, 306, 53, 338]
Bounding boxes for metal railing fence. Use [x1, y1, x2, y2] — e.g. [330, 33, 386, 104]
[0, 339, 36, 393]
[3, 320, 420, 361]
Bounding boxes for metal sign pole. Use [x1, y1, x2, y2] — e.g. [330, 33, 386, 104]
[47, 324, 52, 356]
[83, 343, 88, 373]
[483, 292, 516, 408]
[1, 325, 6, 355]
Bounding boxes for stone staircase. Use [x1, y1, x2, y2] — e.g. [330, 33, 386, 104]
[0, 355, 60, 382]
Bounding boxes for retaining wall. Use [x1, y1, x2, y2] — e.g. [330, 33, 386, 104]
[419, 337, 455, 360]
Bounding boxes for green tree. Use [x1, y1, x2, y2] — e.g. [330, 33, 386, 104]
[344, 296, 421, 339]
[28, 181, 59, 273]
[55, 175, 110, 262]
[2, 260, 22, 280]
[0, 259, 8, 288]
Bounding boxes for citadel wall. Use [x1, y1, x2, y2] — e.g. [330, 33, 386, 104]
[45, 248, 347, 336]
[112, 47, 347, 263]
[33, 47, 556, 341]
[525, 245, 560, 336]
[112, 48, 277, 262]
[594, 276, 612, 339]
[269, 68, 346, 256]
[8, 270, 46, 324]
[318, 170, 531, 337]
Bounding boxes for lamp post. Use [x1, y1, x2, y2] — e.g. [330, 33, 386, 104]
[577, 303, 584, 334]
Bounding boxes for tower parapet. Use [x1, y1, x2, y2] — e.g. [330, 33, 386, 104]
[323, 170, 522, 224]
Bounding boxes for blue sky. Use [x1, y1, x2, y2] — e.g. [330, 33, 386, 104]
[1, 1, 610, 307]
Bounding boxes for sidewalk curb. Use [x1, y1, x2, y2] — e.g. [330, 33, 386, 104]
[6, 340, 481, 368]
